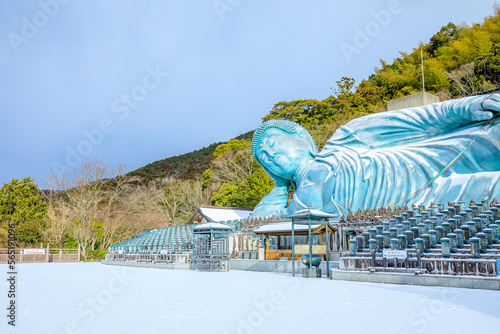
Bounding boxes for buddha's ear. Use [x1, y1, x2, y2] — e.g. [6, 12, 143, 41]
[296, 127, 318, 153]
[296, 126, 311, 139]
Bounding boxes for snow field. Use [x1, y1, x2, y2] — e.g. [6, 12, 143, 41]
[0, 263, 499, 334]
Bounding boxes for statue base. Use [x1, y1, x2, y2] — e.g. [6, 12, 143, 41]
[302, 268, 322, 278]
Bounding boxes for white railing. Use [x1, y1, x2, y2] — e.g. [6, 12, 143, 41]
[0, 248, 80, 263]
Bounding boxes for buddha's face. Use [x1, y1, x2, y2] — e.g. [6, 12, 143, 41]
[255, 128, 313, 180]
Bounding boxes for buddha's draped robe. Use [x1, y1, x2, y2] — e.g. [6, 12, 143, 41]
[279, 95, 500, 218]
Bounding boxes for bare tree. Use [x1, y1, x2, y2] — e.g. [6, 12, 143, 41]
[142, 177, 205, 226]
[44, 199, 73, 248]
[45, 158, 146, 258]
[44, 158, 208, 258]
[210, 144, 254, 184]
[445, 62, 495, 97]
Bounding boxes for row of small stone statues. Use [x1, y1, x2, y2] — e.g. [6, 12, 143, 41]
[342, 198, 499, 223]
[349, 199, 500, 258]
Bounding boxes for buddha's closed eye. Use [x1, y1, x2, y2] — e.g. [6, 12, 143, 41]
[267, 136, 278, 147]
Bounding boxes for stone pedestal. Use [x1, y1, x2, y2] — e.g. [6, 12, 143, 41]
[302, 268, 321, 278]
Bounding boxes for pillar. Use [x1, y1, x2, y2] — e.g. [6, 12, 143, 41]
[355, 235, 364, 252]
[483, 228, 493, 249]
[415, 238, 424, 254]
[470, 237, 480, 259]
[403, 221, 410, 232]
[369, 239, 377, 253]
[424, 220, 432, 234]
[422, 234, 431, 253]
[396, 224, 404, 236]
[441, 238, 450, 258]
[448, 218, 458, 231]
[441, 222, 450, 237]
[473, 217, 483, 233]
[382, 231, 391, 249]
[429, 230, 438, 248]
[476, 232, 487, 253]
[404, 230, 414, 248]
[375, 235, 384, 253]
[390, 238, 398, 250]
[490, 207, 499, 221]
[447, 233, 457, 253]
[454, 229, 464, 249]
[489, 224, 499, 244]
[389, 228, 398, 239]
[411, 227, 420, 239]
[349, 239, 357, 257]
[362, 231, 370, 249]
[467, 221, 477, 237]
[470, 205, 479, 217]
[397, 234, 407, 250]
[464, 209, 474, 221]
[479, 214, 489, 228]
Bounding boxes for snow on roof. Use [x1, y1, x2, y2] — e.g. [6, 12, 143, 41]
[282, 208, 340, 219]
[253, 222, 323, 234]
[199, 206, 252, 222]
[193, 222, 232, 231]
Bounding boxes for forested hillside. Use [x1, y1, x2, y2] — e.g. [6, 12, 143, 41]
[129, 131, 253, 181]
[2, 6, 499, 259]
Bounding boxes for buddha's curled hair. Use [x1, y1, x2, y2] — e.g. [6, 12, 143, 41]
[251, 120, 317, 163]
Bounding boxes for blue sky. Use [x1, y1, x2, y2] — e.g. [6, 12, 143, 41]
[0, 0, 497, 186]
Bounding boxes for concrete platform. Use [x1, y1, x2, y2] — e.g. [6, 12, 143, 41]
[229, 259, 338, 275]
[101, 260, 191, 270]
[331, 269, 500, 290]
[102, 259, 339, 275]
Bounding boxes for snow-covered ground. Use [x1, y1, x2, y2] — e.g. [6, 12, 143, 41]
[1, 263, 499, 334]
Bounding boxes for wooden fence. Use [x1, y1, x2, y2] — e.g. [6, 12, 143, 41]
[0, 248, 80, 263]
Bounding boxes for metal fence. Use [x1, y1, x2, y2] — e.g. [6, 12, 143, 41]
[105, 250, 192, 263]
[0, 248, 80, 263]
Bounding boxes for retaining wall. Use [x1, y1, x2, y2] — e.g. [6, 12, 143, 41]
[339, 256, 498, 277]
[331, 269, 500, 290]
[102, 259, 339, 275]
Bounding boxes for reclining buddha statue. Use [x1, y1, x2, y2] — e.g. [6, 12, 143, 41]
[251, 93, 500, 219]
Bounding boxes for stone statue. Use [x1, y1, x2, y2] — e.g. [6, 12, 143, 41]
[251, 93, 500, 219]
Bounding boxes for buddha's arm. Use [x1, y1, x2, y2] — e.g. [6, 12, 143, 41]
[335, 94, 498, 149]
[272, 162, 333, 217]
[250, 184, 290, 218]
[272, 190, 323, 217]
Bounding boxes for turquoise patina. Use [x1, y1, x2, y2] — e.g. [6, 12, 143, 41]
[251, 93, 500, 219]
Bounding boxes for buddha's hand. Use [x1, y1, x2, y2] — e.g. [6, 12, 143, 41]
[470, 94, 500, 121]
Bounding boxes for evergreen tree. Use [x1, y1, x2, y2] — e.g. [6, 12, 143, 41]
[0, 177, 48, 246]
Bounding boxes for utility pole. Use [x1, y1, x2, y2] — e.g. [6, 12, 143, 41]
[421, 45, 425, 92]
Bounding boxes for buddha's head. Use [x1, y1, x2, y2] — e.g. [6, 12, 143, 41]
[252, 120, 317, 182]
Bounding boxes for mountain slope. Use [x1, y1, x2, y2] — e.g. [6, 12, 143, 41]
[129, 131, 254, 181]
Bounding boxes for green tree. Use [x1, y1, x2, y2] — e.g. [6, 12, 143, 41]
[263, 98, 336, 126]
[430, 22, 462, 55]
[205, 139, 275, 208]
[0, 177, 48, 247]
[211, 169, 274, 208]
